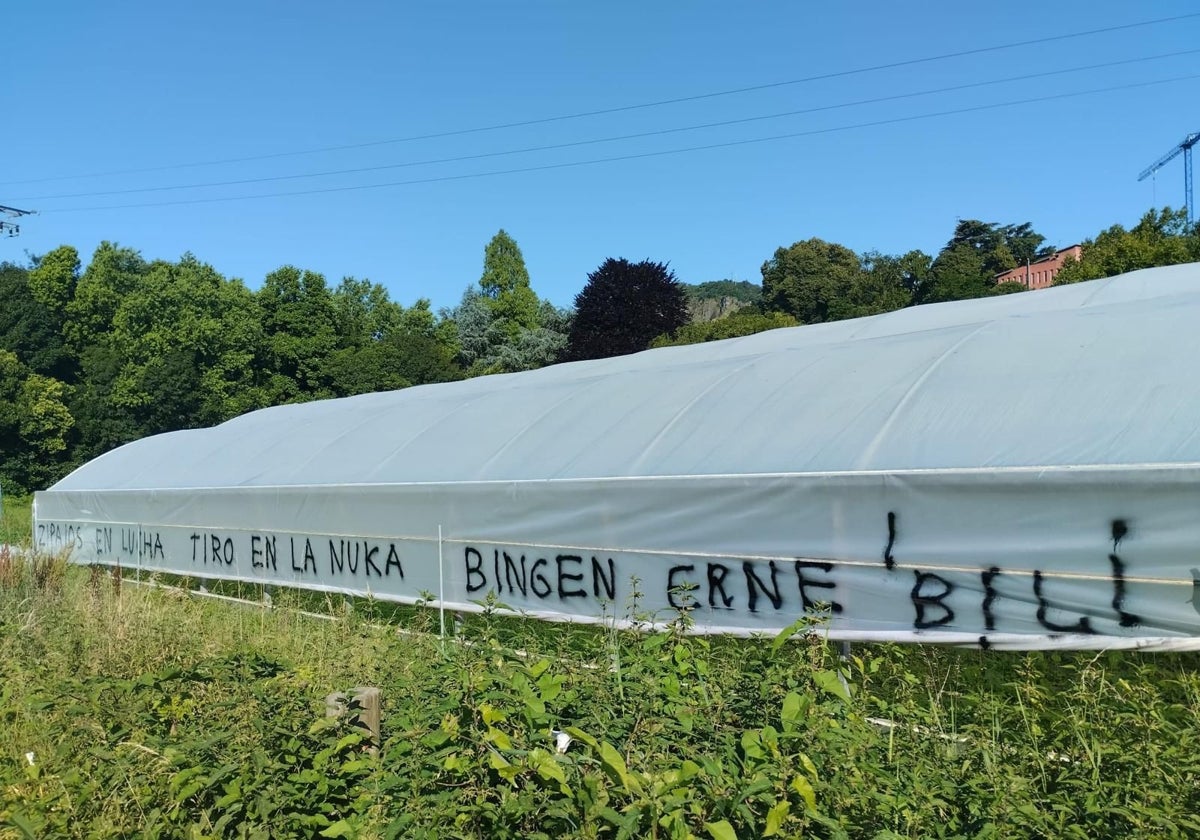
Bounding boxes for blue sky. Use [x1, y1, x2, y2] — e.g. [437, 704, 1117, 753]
[3, 1, 1198, 311]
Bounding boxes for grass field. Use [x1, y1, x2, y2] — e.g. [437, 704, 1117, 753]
[2, 552, 1199, 839]
[0, 494, 31, 547]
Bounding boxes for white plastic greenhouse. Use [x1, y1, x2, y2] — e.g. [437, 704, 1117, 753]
[34, 262, 1200, 649]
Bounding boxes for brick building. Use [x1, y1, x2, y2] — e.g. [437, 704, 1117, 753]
[994, 244, 1083, 290]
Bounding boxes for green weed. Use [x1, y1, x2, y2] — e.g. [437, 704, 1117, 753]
[0, 494, 31, 548]
[1, 558, 1198, 838]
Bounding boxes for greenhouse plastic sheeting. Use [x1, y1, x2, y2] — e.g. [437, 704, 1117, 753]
[34, 262, 1200, 650]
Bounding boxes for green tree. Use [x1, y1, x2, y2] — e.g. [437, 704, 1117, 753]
[109, 254, 265, 432]
[1054, 207, 1200, 285]
[863, 250, 933, 304]
[330, 276, 404, 349]
[918, 220, 1049, 304]
[563, 258, 689, 362]
[324, 297, 463, 396]
[27, 245, 81, 332]
[684, 280, 762, 306]
[0, 350, 73, 493]
[448, 286, 570, 375]
[63, 242, 148, 354]
[993, 281, 1029, 295]
[257, 266, 338, 403]
[1003, 222, 1052, 268]
[479, 230, 539, 337]
[0, 262, 71, 380]
[922, 242, 991, 303]
[491, 300, 572, 372]
[760, 238, 864, 324]
[828, 251, 914, 320]
[651, 310, 799, 347]
[69, 344, 140, 463]
[55, 243, 149, 462]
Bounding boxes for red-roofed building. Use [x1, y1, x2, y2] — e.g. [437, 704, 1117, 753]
[994, 245, 1082, 290]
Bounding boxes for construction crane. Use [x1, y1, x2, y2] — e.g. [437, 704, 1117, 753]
[1137, 132, 1200, 226]
[0, 203, 34, 238]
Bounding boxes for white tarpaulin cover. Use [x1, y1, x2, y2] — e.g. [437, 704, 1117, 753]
[34, 262, 1200, 649]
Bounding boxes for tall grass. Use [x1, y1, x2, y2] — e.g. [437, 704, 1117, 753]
[0, 493, 32, 546]
[2, 558, 1199, 838]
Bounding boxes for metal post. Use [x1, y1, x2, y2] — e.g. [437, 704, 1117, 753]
[438, 525, 446, 643]
[1185, 145, 1194, 227]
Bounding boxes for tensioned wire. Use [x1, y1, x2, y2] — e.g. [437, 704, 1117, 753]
[17, 48, 1200, 203]
[7, 11, 1196, 187]
[38, 73, 1200, 213]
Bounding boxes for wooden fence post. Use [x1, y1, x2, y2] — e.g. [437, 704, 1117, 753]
[325, 686, 382, 755]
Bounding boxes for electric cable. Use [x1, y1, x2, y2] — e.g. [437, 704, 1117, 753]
[16, 47, 1198, 203]
[3, 11, 1196, 187]
[43, 72, 1200, 214]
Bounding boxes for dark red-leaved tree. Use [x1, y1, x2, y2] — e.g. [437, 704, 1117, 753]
[563, 258, 689, 362]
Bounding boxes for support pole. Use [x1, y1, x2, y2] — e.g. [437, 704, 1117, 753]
[1185, 145, 1194, 227]
[326, 687, 381, 755]
[438, 525, 446, 644]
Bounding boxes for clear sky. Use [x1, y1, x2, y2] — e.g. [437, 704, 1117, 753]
[3, 1, 1198, 311]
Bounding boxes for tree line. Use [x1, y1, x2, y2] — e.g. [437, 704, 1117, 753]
[1, 208, 1196, 494]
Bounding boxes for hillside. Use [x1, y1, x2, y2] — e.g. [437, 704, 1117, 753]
[683, 279, 761, 322]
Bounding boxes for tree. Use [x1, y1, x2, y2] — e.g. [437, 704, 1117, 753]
[447, 287, 570, 375]
[479, 230, 539, 337]
[27, 245, 81, 332]
[651, 310, 799, 347]
[862, 250, 933, 304]
[993, 281, 1029, 295]
[491, 300, 572, 372]
[1003, 222, 1052, 268]
[447, 285, 509, 375]
[563, 258, 689, 362]
[69, 343, 141, 463]
[918, 220, 1050, 304]
[109, 254, 265, 433]
[921, 242, 991, 303]
[0, 350, 73, 493]
[63, 242, 148, 353]
[0, 262, 71, 380]
[1054, 207, 1200, 285]
[330, 276, 403, 349]
[256, 266, 338, 403]
[324, 296, 463, 396]
[828, 251, 913, 320]
[760, 238, 863, 324]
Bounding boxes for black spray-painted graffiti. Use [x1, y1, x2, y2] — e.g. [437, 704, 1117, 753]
[34, 511, 1175, 643]
[463, 513, 1165, 640]
[882, 513, 1147, 644]
[187, 531, 406, 579]
[663, 560, 842, 615]
[36, 524, 165, 560]
[464, 547, 615, 602]
[35, 521, 85, 551]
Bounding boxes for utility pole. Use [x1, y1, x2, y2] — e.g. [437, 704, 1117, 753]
[0, 204, 34, 238]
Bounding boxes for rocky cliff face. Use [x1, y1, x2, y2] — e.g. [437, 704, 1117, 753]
[683, 281, 761, 323]
[687, 295, 750, 323]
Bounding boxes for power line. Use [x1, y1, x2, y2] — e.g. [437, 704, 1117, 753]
[4, 11, 1198, 188]
[43, 72, 1200, 214]
[18, 48, 1199, 203]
